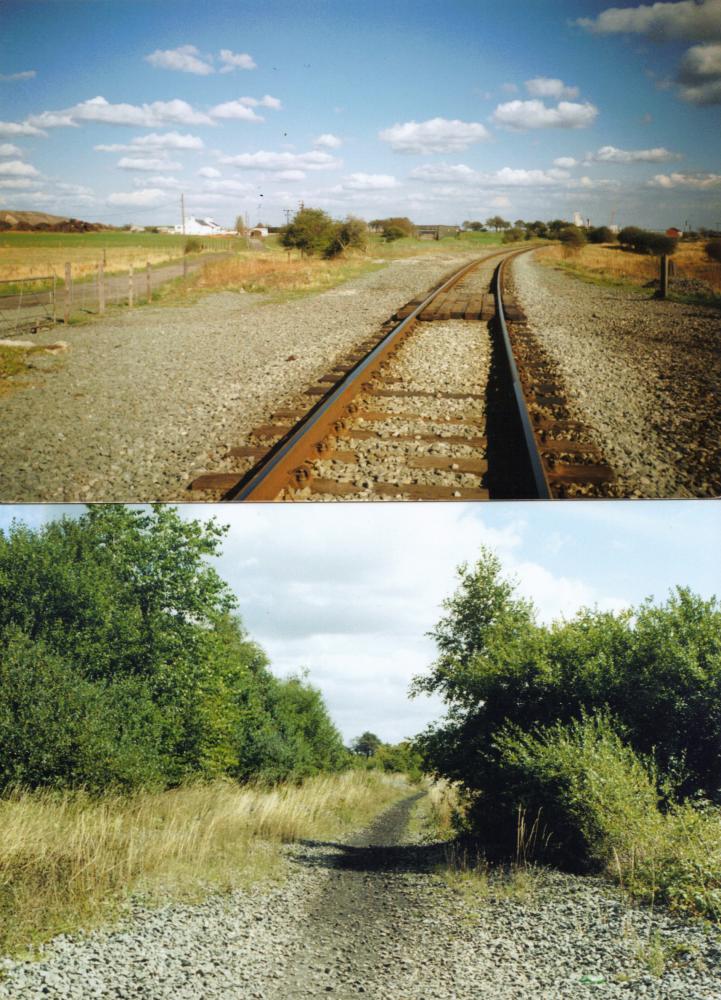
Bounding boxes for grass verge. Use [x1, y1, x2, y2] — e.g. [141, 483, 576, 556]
[0, 771, 408, 957]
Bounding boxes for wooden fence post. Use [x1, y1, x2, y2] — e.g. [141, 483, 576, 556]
[659, 255, 669, 299]
[128, 263, 134, 308]
[51, 272, 57, 324]
[146, 261, 151, 302]
[183, 254, 188, 278]
[98, 259, 105, 314]
[64, 262, 72, 324]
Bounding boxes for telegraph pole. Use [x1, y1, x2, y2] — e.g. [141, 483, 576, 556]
[283, 208, 291, 225]
[181, 193, 186, 235]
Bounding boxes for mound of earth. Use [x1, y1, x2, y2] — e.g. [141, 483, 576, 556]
[0, 210, 107, 232]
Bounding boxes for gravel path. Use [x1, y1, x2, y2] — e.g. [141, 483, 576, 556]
[512, 252, 721, 497]
[2, 794, 719, 999]
[0, 253, 480, 501]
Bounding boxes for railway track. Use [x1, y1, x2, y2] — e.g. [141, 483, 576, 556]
[190, 246, 615, 501]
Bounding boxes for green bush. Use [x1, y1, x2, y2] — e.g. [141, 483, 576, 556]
[280, 208, 336, 256]
[619, 227, 677, 255]
[588, 226, 615, 244]
[501, 227, 524, 244]
[382, 224, 407, 242]
[184, 237, 202, 254]
[559, 225, 587, 251]
[324, 216, 368, 258]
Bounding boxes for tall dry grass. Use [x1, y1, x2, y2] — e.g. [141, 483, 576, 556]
[538, 242, 721, 293]
[193, 253, 378, 296]
[0, 771, 407, 955]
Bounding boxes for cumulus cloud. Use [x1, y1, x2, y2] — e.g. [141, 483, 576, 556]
[96, 131, 205, 154]
[0, 178, 38, 189]
[28, 96, 214, 129]
[410, 162, 573, 188]
[575, 1, 721, 42]
[526, 76, 580, 99]
[0, 120, 45, 136]
[107, 188, 173, 207]
[276, 169, 306, 180]
[492, 99, 598, 129]
[145, 45, 214, 75]
[117, 156, 182, 171]
[587, 144, 682, 162]
[0, 143, 21, 157]
[0, 159, 40, 177]
[208, 100, 264, 122]
[202, 178, 254, 194]
[410, 163, 477, 182]
[554, 156, 578, 168]
[491, 195, 512, 208]
[218, 49, 257, 72]
[198, 166, 222, 178]
[220, 150, 340, 170]
[314, 133, 343, 148]
[649, 170, 721, 187]
[378, 117, 491, 153]
[676, 42, 721, 103]
[135, 174, 183, 189]
[341, 173, 399, 190]
[0, 70, 36, 82]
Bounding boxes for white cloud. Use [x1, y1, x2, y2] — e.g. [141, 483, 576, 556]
[220, 150, 340, 170]
[378, 117, 491, 153]
[554, 156, 578, 168]
[107, 188, 173, 207]
[198, 166, 222, 178]
[0, 70, 36, 82]
[218, 49, 257, 72]
[145, 45, 214, 75]
[0, 120, 45, 137]
[342, 172, 399, 190]
[0, 178, 37, 189]
[576, 1, 721, 43]
[259, 94, 282, 110]
[491, 195, 512, 208]
[208, 100, 264, 122]
[587, 144, 682, 163]
[676, 42, 721, 103]
[0, 159, 39, 177]
[493, 166, 570, 185]
[131, 131, 205, 150]
[0, 143, 21, 157]
[492, 99, 598, 129]
[649, 170, 721, 187]
[28, 96, 214, 129]
[314, 133, 343, 148]
[118, 157, 182, 172]
[202, 178, 254, 194]
[136, 174, 183, 189]
[276, 169, 306, 180]
[410, 162, 477, 183]
[526, 76, 580, 99]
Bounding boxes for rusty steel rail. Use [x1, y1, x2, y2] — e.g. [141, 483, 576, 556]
[493, 252, 552, 499]
[228, 251, 508, 502]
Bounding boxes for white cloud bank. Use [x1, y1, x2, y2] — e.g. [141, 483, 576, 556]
[378, 117, 491, 153]
[492, 99, 598, 129]
[0, 159, 39, 177]
[0, 120, 45, 137]
[117, 157, 182, 172]
[0, 70, 36, 82]
[146, 45, 214, 75]
[219, 49, 257, 72]
[526, 76, 580, 99]
[587, 144, 682, 162]
[314, 133, 343, 148]
[650, 170, 721, 187]
[575, 1, 721, 42]
[220, 150, 340, 171]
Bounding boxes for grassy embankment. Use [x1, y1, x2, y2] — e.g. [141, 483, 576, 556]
[0, 770, 409, 957]
[537, 242, 721, 304]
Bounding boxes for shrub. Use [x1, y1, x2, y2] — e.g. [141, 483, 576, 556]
[588, 226, 615, 244]
[619, 228, 677, 255]
[382, 224, 408, 242]
[706, 239, 721, 264]
[501, 227, 524, 244]
[280, 207, 336, 256]
[184, 237, 202, 254]
[324, 216, 368, 257]
[559, 225, 587, 253]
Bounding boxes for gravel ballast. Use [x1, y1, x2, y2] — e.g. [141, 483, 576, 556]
[0, 254, 480, 502]
[2, 794, 719, 999]
[512, 252, 721, 498]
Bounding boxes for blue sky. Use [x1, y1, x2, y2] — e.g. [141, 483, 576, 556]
[2, 0, 720, 228]
[1, 501, 719, 743]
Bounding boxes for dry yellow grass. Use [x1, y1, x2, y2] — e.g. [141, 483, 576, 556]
[193, 252, 380, 296]
[538, 242, 721, 293]
[0, 771, 408, 955]
[0, 246, 183, 283]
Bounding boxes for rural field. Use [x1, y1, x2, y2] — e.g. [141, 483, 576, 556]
[0, 507, 720, 999]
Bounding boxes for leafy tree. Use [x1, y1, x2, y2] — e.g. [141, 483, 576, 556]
[280, 207, 336, 256]
[547, 219, 570, 238]
[462, 220, 485, 232]
[502, 227, 525, 244]
[382, 225, 407, 242]
[706, 239, 721, 263]
[235, 215, 247, 236]
[588, 226, 615, 244]
[485, 216, 511, 232]
[559, 225, 587, 252]
[351, 731, 383, 757]
[325, 216, 368, 257]
[526, 221, 549, 239]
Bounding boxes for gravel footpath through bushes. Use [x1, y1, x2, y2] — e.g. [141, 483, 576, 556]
[512, 253, 721, 497]
[0, 254, 479, 502]
[2, 793, 719, 999]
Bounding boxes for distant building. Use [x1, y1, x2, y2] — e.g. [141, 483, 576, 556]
[173, 217, 234, 236]
[666, 227, 682, 238]
[573, 211, 584, 228]
[249, 226, 269, 238]
[609, 224, 620, 235]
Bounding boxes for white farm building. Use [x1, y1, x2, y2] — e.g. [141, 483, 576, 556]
[173, 217, 234, 236]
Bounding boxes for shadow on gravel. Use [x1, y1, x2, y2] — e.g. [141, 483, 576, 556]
[291, 838, 455, 875]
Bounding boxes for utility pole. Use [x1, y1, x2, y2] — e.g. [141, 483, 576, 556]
[283, 208, 291, 225]
[181, 193, 186, 235]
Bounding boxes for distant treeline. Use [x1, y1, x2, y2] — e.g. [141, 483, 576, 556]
[0, 506, 348, 792]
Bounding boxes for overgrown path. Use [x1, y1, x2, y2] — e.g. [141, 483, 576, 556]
[1, 792, 720, 999]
